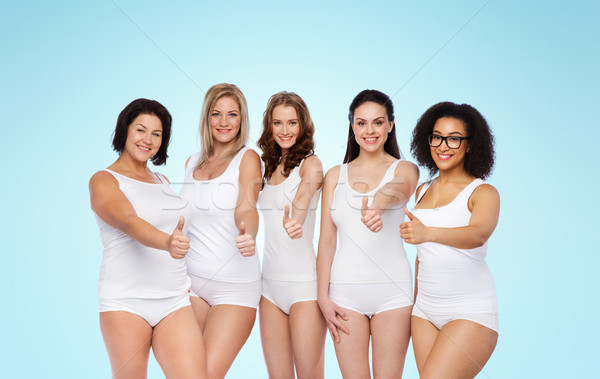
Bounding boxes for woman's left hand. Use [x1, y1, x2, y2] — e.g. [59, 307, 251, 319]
[360, 196, 383, 233]
[400, 208, 429, 244]
[235, 221, 256, 256]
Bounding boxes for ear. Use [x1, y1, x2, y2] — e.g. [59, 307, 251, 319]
[389, 120, 394, 133]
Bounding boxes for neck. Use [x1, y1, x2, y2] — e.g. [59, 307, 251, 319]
[354, 148, 389, 165]
[210, 140, 237, 160]
[113, 152, 149, 174]
[437, 166, 472, 184]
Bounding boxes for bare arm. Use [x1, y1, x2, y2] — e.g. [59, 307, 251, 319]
[234, 150, 263, 256]
[317, 166, 349, 342]
[89, 171, 189, 258]
[283, 156, 324, 239]
[361, 161, 419, 232]
[401, 184, 500, 249]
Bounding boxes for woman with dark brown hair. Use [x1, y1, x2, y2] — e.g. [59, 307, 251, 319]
[257, 91, 327, 378]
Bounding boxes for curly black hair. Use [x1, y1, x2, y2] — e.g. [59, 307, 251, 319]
[410, 102, 495, 179]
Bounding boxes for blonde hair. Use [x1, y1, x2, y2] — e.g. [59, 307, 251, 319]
[197, 83, 250, 168]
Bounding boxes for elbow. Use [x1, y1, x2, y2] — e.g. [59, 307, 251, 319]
[470, 234, 488, 248]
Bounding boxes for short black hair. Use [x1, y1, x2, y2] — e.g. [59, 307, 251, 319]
[112, 98, 172, 165]
[344, 89, 400, 163]
[410, 102, 495, 179]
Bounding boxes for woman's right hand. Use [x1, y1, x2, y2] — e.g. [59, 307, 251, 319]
[282, 204, 303, 239]
[168, 216, 190, 259]
[318, 297, 350, 343]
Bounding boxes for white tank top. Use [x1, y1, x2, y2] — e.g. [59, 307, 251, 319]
[95, 169, 192, 299]
[258, 160, 319, 282]
[330, 161, 412, 284]
[411, 179, 498, 314]
[180, 148, 261, 282]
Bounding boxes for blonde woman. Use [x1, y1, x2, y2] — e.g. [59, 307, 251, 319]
[179, 84, 262, 378]
[257, 92, 326, 378]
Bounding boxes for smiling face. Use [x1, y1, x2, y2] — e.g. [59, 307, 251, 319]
[430, 117, 470, 172]
[124, 113, 163, 163]
[352, 101, 394, 153]
[210, 96, 241, 146]
[271, 105, 300, 155]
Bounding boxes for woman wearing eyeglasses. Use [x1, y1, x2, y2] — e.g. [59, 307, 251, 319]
[401, 102, 499, 378]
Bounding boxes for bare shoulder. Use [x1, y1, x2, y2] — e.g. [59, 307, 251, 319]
[89, 170, 118, 191]
[471, 183, 500, 206]
[241, 148, 261, 166]
[414, 182, 426, 201]
[300, 155, 323, 176]
[394, 160, 419, 177]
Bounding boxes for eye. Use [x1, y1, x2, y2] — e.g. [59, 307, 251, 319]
[432, 135, 442, 141]
[448, 137, 460, 143]
[357, 121, 365, 126]
[375, 120, 384, 126]
[152, 133, 161, 137]
[273, 121, 281, 126]
[137, 128, 144, 133]
[290, 121, 298, 126]
[229, 113, 238, 118]
[211, 112, 220, 117]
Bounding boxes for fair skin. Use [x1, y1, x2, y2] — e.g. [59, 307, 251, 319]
[400, 117, 499, 378]
[259, 105, 327, 379]
[186, 96, 262, 379]
[317, 101, 418, 378]
[89, 113, 207, 379]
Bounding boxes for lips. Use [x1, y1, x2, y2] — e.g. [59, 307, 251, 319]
[216, 128, 231, 134]
[137, 145, 151, 152]
[363, 137, 378, 144]
[436, 153, 452, 160]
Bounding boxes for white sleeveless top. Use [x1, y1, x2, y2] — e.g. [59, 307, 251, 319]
[411, 179, 498, 314]
[95, 169, 192, 299]
[258, 160, 319, 282]
[180, 148, 261, 282]
[330, 161, 412, 284]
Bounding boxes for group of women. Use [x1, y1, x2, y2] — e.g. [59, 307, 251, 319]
[89, 83, 500, 379]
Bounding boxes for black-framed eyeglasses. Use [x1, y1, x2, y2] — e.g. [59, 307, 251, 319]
[428, 134, 470, 149]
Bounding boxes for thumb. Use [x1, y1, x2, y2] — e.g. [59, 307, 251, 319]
[283, 204, 291, 222]
[361, 196, 368, 215]
[239, 221, 246, 236]
[175, 216, 185, 232]
[405, 208, 416, 221]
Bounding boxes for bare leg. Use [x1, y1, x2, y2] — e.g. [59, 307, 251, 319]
[152, 305, 207, 379]
[203, 304, 256, 379]
[411, 315, 439, 375]
[370, 306, 412, 378]
[259, 297, 294, 379]
[99, 311, 152, 379]
[421, 319, 498, 379]
[190, 296, 211, 333]
[331, 308, 371, 379]
[289, 300, 326, 379]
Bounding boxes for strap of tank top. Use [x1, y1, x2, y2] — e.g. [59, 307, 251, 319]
[415, 180, 434, 204]
[338, 164, 348, 185]
[457, 178, 485, 204]
[230, 146, 250, 173]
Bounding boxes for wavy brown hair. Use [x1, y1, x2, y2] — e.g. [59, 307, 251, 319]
[257, 92, 315, 181]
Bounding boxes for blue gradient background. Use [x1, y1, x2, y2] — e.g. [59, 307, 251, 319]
[1, 1, 597, 377]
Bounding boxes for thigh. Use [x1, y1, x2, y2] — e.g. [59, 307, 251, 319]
[259, 297, 294, 379]
[332, 307, 371, 379]
[203, 304, 257, 379]
[190, 296, 211, 333]
[152, 305, 207, 379]
[421, 320, 498, 379]
[411, 315, 439, 375]
[289, 300, 326, 379]
[99, 311, 152, 379]
[370, 306, 412, 378]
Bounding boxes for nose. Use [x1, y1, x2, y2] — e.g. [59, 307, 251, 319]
[282, 123, 289, 134]
[142, 131, 152, 144]
[366, 122, 375, 134]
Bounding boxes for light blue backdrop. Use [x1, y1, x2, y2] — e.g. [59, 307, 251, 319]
[1, 0, 597, 377]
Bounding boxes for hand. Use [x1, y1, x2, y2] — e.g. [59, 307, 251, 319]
[400, 208, 429, 244]
[360, 196, 383, 232]
[318, 297, 350, 343]
[282, 204, 303, 239]
[168, 216, 190, 259]
[235, 221, 256, 257]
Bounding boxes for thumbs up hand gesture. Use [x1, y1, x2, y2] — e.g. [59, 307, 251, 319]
[235, 221, 256, 257]
[168, 216, 190, 259]
[360, 196, 383, 233]
[282, 204, 303, 239]
[399, 208, 428, 244]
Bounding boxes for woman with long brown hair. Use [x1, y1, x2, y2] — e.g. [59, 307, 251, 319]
[257, 91, 327, 378]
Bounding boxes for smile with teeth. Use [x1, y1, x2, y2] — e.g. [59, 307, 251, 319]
[216, 128, 231, 134]
[137, 145, 151, 152]
[279, 136, 293, 141]
[363, 137, 378, 144]
[437, 153, 452, 160]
